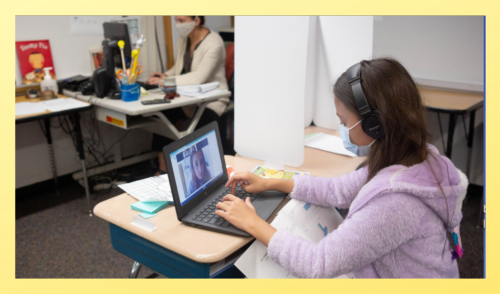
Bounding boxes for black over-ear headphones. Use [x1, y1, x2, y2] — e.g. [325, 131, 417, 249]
[345, 62, 385, 139]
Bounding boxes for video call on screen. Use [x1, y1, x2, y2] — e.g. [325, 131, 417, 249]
[170, 131, 224, 206]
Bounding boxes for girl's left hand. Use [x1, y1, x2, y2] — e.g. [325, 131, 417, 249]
[215, 194, 260, 232]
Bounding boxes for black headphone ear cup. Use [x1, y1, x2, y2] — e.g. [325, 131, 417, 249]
[362, 112, 384, 139]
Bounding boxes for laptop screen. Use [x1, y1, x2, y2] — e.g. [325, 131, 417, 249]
[169, 130, 224, 206]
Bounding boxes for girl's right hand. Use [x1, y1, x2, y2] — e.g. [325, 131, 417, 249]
[225, 171, 268, 194]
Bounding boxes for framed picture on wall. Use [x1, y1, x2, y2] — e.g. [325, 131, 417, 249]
[89, 46, 103, 72]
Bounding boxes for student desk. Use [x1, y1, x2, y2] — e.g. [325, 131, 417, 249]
[63, 89, 231, 180]
[420, 88, 484, 177]
[93, 126, 363, 278]
[16, 95, 94, 216]
[420, 88, 484, 227]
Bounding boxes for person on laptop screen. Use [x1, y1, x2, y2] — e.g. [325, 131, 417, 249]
[187, 147, 213, 195]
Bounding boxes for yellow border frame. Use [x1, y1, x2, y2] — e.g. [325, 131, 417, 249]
[5, 1, 497, 293]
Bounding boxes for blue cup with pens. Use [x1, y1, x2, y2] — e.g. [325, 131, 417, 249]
[120, 83, 140, 102]
[117, 66, 142, 102]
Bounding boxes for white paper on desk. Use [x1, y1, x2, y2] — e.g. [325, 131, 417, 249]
[235, 199, 352, 279]
[131, 216, 157, 232]
[41, 98, 89, 112]
[118, 174, 173, 202]
[177, 82, 219, 95]
[305, 132, 356, 157]
[15, 102, 48, 116]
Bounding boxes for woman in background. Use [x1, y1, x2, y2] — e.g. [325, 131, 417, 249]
[187, 149, 212, 195]
[147, 16, 228, 175]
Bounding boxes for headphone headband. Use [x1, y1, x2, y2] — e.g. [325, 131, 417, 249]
[346, 63, 372, 119]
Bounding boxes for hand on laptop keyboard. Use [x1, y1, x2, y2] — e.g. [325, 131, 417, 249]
[225, 171, 267, 195]
[214, 191, 261, 232]
[192, 186, 260, 228]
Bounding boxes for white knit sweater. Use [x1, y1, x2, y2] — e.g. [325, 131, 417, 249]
[166, 30, 229, 117]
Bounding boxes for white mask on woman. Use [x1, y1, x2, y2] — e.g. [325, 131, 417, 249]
[176, 16, 197, 37]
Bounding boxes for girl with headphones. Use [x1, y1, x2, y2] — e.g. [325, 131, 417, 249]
[216, 58, 468, 278]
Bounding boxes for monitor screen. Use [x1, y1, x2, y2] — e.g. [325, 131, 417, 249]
[169, 130, 224, 206]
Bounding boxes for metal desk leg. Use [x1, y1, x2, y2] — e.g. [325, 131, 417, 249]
[445, 113, 457, 159]
[477, 193, 484, 228]
[43, 118, 59, 196]
[70, 113, 93, 217]
[143, 101, 209, 140]
[465, 111, 476, 181]
[130, 261, 142, 278]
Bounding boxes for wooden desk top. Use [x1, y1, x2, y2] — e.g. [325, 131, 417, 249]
[94, 131, 363, 264]
[94, 156, 264, 264]
[15, 94, 91, 120]
[420, 88, 484, 113]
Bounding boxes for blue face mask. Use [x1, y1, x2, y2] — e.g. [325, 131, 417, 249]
[340, 120, 376, 157]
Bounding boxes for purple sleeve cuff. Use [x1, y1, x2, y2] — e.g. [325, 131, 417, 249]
[289, 175, 311, 200]
[267, 230, 291, 264]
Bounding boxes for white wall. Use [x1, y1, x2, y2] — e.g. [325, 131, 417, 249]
[16, 16, 169, 83]
[373, 16, 484, 185]
[15, 16, 104, 83]
[373, 16, 484, 87]
[204, 16, 232, 33]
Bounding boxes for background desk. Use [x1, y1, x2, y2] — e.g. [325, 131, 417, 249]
[94, 127, 362, 278]
[63, 89, 231, 181]
[16, 95, 93, 216]
[420, 88, 484, 227]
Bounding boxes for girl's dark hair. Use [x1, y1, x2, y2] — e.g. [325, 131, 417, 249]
[334, 58, 428, 182]
[334, 58, 454, 255]
[189, 16, 205, 26]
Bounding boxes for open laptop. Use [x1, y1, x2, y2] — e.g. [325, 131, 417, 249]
[163, 121, 287, 237]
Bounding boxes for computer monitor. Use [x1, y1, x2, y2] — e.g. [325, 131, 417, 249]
[94, 22, 133, 98]
[103, 22, 132, 70]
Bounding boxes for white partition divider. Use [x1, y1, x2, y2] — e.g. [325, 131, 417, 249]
[303, 16, 319, 127]
[311, 16, 373, 130]
[234, 16, 309, 167]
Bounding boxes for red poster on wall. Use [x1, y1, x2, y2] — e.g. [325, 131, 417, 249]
[15, 39, 56, 84]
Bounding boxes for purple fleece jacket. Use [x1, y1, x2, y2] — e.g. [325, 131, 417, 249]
[267, 145, 468, 278]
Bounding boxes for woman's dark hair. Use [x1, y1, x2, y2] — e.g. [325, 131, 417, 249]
[189, 16, 205, 26]
[334, 58, 454, 255]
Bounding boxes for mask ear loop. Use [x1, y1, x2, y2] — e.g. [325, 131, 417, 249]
[348, 120, 362, 131]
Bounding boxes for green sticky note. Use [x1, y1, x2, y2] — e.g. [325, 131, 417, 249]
[304, 133, 317, 139]
[131, 201, 169, 214]
[139, 212, 156, 219]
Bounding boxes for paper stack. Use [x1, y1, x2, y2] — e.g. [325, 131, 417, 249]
[177, 82, 228, 98]
[118, 174, 173, 203]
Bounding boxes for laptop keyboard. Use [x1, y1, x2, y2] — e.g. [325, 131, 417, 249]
[191, 186, 260, 227]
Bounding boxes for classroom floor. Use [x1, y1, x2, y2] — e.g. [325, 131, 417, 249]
[15, 161, 485, 278]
